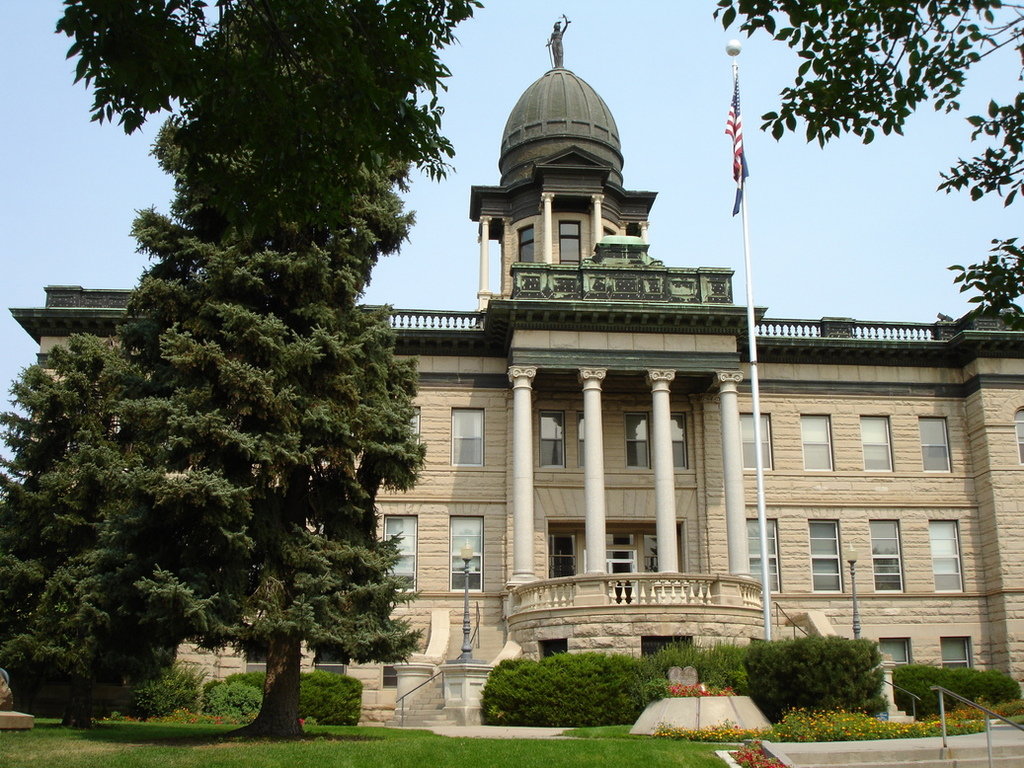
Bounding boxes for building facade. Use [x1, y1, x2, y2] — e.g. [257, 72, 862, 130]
[12, 63, 1024, 720]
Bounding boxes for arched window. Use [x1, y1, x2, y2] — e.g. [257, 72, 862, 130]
[518, 226, 535, 262]
[1016, 410, 1024, 463]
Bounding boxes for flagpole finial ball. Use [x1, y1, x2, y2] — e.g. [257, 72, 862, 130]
[726, 39, 742, 56]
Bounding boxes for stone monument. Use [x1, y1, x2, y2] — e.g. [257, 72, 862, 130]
[0, 668, 35, 730]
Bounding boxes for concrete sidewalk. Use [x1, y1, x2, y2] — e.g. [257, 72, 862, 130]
[414, 725, 569, 739]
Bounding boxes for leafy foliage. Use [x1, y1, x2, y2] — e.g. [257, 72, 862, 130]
[744, 637, 885, 722]
[57, 0, 479, 233]
[639, 642, 749, 702]
[716, 1, 1024, 323]
[893, 664, 1022, 716]
[481, 654, 646, 727]
[202, 681, 262, 720]
[130, 661, 205, 719]
[298, 671, 362, 726]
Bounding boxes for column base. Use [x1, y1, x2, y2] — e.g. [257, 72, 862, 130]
[506, 571, 538, 587]
[476, 291, 492, 311]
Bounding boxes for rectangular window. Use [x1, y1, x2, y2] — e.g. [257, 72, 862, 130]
[809, 520, 841, 591]
[450, 516, 482, 591]
[878, 638, 912, 665]
[870, 520, 903, 592]
[382, 665, 398, 688]
[410, 407, 421, 440]
[539, 638, 568, 657]
[518, 225, 535, 262]
[606, 533, 637, 574]
[641, 636, 692, 657]
[747, 518, 780, 592]
[245, 649, 267, 674]
[625, 413, 650, 469]
[920, 417, 951, 471]
[741, 414, 772, 469]
[940, 637, 972, 668]
[384, 516, 417, 589]
[576, 412, 585, 468]
[671, 413, 688, 469]
[861, 416, 893, 471]
[801, 415, 833, 471]
[313, 650, 348, 675]
[930, 520, 963, 592]
[558, 221, 581, 263]
[548, 534, 576, 578]
[1016, 411, 1024, 463]
[451, 408, 484, 466]
[539, 411, 565, 467]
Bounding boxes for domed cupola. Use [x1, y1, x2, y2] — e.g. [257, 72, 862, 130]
[499, 68, 623, 186]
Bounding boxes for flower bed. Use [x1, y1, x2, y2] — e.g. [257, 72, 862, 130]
[666, 683, 735, 698]
[731, 741, 786, 768]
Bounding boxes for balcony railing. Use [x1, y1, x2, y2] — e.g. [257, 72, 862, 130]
[389, 310, 484, 331]
[509, 572, 762, 615]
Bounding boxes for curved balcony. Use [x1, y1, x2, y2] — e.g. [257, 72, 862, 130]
[506, 573, 764, 657]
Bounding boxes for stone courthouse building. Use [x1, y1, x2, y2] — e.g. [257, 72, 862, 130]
[12, 60, 1024, 720]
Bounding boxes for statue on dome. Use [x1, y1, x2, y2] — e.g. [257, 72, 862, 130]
[547, 16, 571, 69]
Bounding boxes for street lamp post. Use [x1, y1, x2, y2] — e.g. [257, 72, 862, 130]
[456, 541, 475, 662]
[844, 545, 862, 640]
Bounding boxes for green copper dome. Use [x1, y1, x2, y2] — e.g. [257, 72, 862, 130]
[499, 68, 623, 186]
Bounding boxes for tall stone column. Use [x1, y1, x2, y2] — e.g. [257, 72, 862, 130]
[509, 365, 538, 584]
[640, 221, 649, 243]
[541, 192, 554, 264]
[477, 216, 491, 310]
[579, 368, 608, 573]
[648, 369, 679, 572]
[591, 193, 604, 255]
[716, 371, 749, 577]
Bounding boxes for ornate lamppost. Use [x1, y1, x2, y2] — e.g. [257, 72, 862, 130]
[456, 540, 475, 662]
[844, 545, 862, 640]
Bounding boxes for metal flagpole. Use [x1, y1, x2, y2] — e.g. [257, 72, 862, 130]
[726, 40, 773, 640]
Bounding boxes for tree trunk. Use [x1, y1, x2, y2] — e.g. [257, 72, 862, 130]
[62, 674, 94, 729]
[234, 634, 303, 737]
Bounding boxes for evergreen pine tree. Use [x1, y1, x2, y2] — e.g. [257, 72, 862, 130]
[116, 127, 424, 736]
[0, 335, 167, 728]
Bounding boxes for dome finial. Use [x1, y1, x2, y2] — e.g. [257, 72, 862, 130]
[546, 15, 571, 69]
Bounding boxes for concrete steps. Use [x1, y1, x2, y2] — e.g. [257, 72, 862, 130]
[767, 734, 1024, 768]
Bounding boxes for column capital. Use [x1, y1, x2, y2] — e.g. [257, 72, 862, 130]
[578, 367, 607, 386]
[508, 365, 537, 386]
[715, 370, 743, 390]
[646, 369, 676, 386]
[541, 192, 555, 203]
[591, 193, 604, 203]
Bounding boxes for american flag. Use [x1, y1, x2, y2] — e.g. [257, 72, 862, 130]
[725, 74, 749, 216]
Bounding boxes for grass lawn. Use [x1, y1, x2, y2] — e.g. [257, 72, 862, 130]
[0, 720, 727, 768]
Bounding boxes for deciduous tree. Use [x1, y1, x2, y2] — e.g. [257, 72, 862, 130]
[716, 1, 1024, 320]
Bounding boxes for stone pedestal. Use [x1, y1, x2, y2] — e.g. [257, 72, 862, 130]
[0, 711, 34, 730]
[442, 662, 492, 726]
[880, 660, 915, 723]
[630, 696, 770, 735]
[394, 662, 438, 702]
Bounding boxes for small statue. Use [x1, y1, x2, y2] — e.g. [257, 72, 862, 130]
[547, 15, 571, 69]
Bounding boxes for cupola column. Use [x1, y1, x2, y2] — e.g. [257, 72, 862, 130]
[648, 370, 679, 572]
[579, 368, 608, 573]
[541, 192, 555, 264]
[640, 221, 649, 243]
[477, 216, 491, 310]
[716, 371, 750, 577]
[509, 365, 538, 584]
[590, 194, 604, 255]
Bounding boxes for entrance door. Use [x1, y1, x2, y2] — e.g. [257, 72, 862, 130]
[548, 534, 576, 577]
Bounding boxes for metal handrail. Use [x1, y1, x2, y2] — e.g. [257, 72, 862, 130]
[394, 669, 443, 727]
[470, 602, 480, 649]
[932, 685, 1024, 767]
[773, 603, 811, 638]
[883, 678, 920, 719]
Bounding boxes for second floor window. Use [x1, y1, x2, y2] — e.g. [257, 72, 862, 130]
[625, 413, 650, 468]
[920, 417, 951, 471]
[809, 520, 841, 591]
[540, 411, 565, 467]
[452, 409, 484, 466]
[741, 414, 772, 469]
[861, 416, 892, 471]
[518, 225, 535, 262]
[870, 520, 903, 592]
[930, 520, 963, 592]
[1016, 410, 1024, 463]
[801, 415, 833, 471]
[671, 414, 688, 469]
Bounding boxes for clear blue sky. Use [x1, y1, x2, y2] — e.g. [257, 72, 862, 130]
[1, 1, 1019, 414]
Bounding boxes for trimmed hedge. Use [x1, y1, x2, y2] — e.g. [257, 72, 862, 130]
[202, 670, 363, 725]
[893, 665, 1021, 717]
[203, 681, 263, 719]
[481, 653, 644, 727]
[130, 661, 205, 719]
[639, 642, 748, 701]
[744, 637, 885, 722]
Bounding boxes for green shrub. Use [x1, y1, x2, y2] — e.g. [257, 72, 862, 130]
[639, 642, 749, 702]
[203, 681, 262, 719]
[299, 671, 362, 725]
[744, 637, 885, 722]
[893, 665, 1021, 717]
[481, 652, 644, 727]
[130, 661, 205, 719]
[202, 670, 362, 724]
